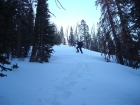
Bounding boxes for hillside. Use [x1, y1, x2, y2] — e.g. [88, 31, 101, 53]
[0, 45, 140, 105]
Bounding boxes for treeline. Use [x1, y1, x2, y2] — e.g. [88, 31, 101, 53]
[0, 0, 62, 77]
[67, 20, 98, 50]
[58, 0, 140, 69]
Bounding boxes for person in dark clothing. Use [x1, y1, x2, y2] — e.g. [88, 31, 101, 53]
[76, 41, 83, 54]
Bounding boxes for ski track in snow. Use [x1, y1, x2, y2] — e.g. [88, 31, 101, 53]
[38, 46, 140, 105]
[38, 47, 96, 105]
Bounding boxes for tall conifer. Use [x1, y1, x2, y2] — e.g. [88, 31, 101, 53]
[30, 0, 55, 62]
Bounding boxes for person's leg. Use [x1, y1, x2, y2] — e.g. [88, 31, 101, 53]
[79, 47, 83, 53]
[76, 46, 79, 52]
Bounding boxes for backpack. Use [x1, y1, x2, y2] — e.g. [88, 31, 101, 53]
[79, 41, 83, 47]
[81, 41, 83, 46]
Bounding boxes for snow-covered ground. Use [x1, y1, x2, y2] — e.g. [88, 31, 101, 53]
[0, 45, 140, 105]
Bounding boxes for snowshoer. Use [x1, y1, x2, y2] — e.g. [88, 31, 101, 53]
[76, 41, 83, 54]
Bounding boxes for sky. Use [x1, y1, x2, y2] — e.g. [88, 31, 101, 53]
[48, 0, 101, 33]
[0, 45, 140, 105]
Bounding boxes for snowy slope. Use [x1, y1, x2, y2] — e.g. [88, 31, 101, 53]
[0, 45, 140, 105]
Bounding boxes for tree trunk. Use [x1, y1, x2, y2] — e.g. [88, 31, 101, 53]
[29, 42, 38, 62]
[106, 0, 124, 65]
[17, 0, 22, 58]
[115, 0, 133, 66]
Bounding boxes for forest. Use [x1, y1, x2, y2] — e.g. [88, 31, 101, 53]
[0, 0, 140, 77]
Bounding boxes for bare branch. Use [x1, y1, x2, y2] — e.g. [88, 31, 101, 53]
[55, 0, 66, 10]
[49, 11, 56, 18]
[55, 0, 62, 9]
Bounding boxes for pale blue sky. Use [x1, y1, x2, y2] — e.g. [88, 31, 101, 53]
[48, 0, 101, 32]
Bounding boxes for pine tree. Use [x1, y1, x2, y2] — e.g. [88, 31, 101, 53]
[90, 24, 97, 51]
[69, 26, 74, 46]
[16, 0, 35, 59]
[78, 20, 89, 49]
[128, 0, 140, 68]
[95, 0, 124, 64]
[0, 0, 34, 60]
[95, 0, 140, 68]
[30, 0, 55, 63]
[60, 26, 65, 44]
[53, 24, 62, 45]
[96, 25, 103, 52]
[0, 0, 20, 77]
[0, 0, 18, 59]
[74, 24, 79, 41]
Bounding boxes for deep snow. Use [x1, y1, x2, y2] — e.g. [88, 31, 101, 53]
[0, 45, 140, 105]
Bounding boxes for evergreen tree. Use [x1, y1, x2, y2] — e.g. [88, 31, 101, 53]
[30, 0, 55, 63]
[95, 0, 124, 64]
[78, 20, 89, 49]
[96, 25, 103, 52]
[16, 0, 35, 58]
[95, 0, 140, 68]
[74, 24, 79, 41]
[91, 35, 98, 51]
[0, 0, 34, 60]
[69, 26, 74, 46]
[0, 0, 17, 77]
[60, 26, 65, 44]
[130, 0, 140, 33]
[0, 0, 18, 59]
[128, 0, 140, 68]
[53, 24, 62, 45]
[90, 24, 97, 51]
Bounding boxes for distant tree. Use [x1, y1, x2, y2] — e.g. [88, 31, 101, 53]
[69, 26, 75, 46]
[60, 26, 65, 44]
[65, 26, 70, 45]
[91, 36, 98, 51]
[90, 24, 97, 51]
[96, 25, 103, 52]
[74, 24, 79, 41]
[53, 24, 62, 45]
[78, 20, 90, 49]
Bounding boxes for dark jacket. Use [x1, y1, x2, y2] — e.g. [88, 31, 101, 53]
[77, 41, 83, 47]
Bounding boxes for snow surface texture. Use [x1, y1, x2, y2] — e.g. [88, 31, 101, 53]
[0, 45, 140, 105]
